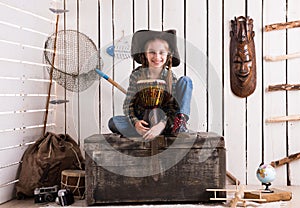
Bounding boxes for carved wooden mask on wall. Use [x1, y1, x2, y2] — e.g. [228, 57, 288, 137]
[230, 16, 256, 98]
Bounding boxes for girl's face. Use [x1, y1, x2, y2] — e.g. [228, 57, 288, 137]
[145, 39, 169, 70]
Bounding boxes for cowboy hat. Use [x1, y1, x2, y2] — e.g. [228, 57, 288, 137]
[131, 29, 180, 67]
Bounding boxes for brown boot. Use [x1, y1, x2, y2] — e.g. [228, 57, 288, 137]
[171, 113, 188, 134]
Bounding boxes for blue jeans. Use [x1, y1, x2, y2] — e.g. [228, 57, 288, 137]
[175, 76, 193, 117]
[108, 76, 193, 137]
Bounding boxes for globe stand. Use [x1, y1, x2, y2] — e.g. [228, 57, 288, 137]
[245, 187, 292, 202]
[262, 182, 274, 193]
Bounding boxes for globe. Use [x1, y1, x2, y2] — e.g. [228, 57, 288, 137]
[256, 163, 276, 184]
[256, 163, 276, 193]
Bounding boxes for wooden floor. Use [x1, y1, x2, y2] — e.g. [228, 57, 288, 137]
[1, 185, 299, 208]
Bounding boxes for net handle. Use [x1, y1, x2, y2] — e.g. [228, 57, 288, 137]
[43, 14, 60, 136]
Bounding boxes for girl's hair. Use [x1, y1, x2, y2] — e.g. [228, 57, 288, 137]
[140, 53, 148, 68]
[166, 55, 173, 94]
[140, 38, 173, 94]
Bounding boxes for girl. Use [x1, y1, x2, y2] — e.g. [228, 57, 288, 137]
[108, 29, 193, 140]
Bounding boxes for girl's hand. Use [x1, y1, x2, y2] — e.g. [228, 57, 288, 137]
[135, 120, 149, 136]
[143, 121, 166, 141]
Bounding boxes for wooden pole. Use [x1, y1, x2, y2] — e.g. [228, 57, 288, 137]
[226, 171, 240, 185]
[267, 84, 300, 92]
[265, 52, 300, 61]
[95, 68, 127, 94]
[266, 114, 300, 123]
[271, 152, 300, 168]
[43, 7, 69, 136]
[43, 14, 60, 135]
[265, 20, 300, 32]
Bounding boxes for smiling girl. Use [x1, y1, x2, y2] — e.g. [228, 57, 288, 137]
[109, 30, 193, 140]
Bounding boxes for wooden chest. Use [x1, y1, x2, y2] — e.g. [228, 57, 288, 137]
[85, 132, 226, 205]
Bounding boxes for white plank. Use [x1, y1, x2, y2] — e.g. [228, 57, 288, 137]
[24, 111, 54, 127]
[99, 0, 113, 133]
[0, 132, 59, 189]
[23, 96, 53, 110]
[0, 79, 50, 95]
[263, 0, 287, 185]
[0, 114, 24, 131]
[0, 96, 52, 113]
[55, 0, 99, 142]
[164, 0, 185, 77]
[52, 87, 68, 135]
[53, 82, 72, 136]
[23, 80, 49, 95]
[0, 129, 41, 149]
[133, 0, 148, 80]
[0, 44, 45, 66]
[0, 131, 26, 149]
[0, 165, 19, 187]
[0, 0, 54, 203]
[0, 148, 25, 170]
[59, 0, 79, 139]
[77, 82, 99, 148]
[65, 0, 78, 30]
[54, 90, 74, 137]
[25, 64, 49, 80]
[0, 0, 53, 21]
[0, 114, 50, 134]
[287, 0, 300, 186]
[0, 0, 53, 34]
[76, 0, 99, 149]
[246, 0, 264, 185]
[0, 184, 15, 204]
[185, 0, 207, 132]
[208, 0, 223, 135]
[22, 127, 44, 142]
[0, 79, 22, 94]
[78, 0, 98, 43]
[223, 0, 247, 184]
[149, 0, 162, 30]
[0, 24, 50, 47]
[0, 59, 49, 80]
[113, 0, 133, 116]
[134, 0, 148, 30]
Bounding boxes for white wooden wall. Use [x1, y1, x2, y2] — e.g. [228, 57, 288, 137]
[1, 0, 300, 204]
[0, 0, 55, 204]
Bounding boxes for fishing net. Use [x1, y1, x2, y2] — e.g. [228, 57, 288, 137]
[44, 29, 101, 92]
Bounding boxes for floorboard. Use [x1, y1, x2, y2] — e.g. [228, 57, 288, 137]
[1, 185, 298, 207]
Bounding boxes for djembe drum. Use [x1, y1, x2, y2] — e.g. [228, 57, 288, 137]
[136, 79, 167, 126]
[61, 169, 85, 199]
[136, 79, 168, 178]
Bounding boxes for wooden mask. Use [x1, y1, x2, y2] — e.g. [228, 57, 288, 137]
[230, 16, 256, 98]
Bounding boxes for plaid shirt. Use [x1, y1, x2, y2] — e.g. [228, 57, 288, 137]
[123, 66, 179, 132]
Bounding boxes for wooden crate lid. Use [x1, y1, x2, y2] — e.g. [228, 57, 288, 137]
[84, 132, 224, 150]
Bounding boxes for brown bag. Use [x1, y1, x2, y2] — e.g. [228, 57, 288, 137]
[16, 132, 84, 198]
